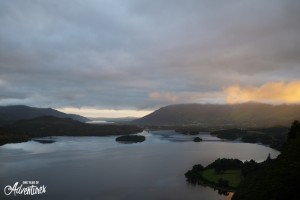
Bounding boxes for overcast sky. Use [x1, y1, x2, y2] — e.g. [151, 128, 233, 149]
[0, 0, 300, 117]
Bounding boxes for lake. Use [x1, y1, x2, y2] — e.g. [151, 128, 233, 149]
[0, 130, 280, 200]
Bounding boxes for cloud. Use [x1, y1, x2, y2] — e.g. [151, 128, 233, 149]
[146, 91, 225, 109]
[224, 80, 300, 104]
[149, 92, 179, 103]
[0, 0, 300, 114]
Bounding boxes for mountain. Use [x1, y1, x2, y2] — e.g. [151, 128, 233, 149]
[133, 103, 300, 127]
[0, 116, 143, 139]
[0, 105, 89, 125]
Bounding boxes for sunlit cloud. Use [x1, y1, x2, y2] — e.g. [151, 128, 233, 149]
[0, 0, 300, 109]
[224, 80, 300, 104]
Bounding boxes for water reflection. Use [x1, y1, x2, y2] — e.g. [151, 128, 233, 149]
[33, 139, 56, 144]
[0, 131, 280, 200]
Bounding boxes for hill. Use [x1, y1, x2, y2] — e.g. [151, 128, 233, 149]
[0, 105, 89, 125]
[0, 116, 143, 145]
[133, 103, 300, 127]
[184, 121, 300, 199]
[0, 116, 142, 138]
[232, 121, 300, 200]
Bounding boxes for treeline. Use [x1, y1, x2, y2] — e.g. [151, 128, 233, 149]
[232, 120, 300, 200]
[175, 126, 210, 135]
[0, 131, 29, 146]
[175, 126, 288, 151]
[185, 158, 262, 189]
[210, 127, 288, 150]
[0, 116, 143, 146]
[185, 121, 300, 199]
[206, 158, 243, 173]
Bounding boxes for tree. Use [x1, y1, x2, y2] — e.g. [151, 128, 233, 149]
[215, 166, 222, 174]
[193, 137, 202, 142]
[218, 178, 229, 187]
[265, 153, 272, 163]
[288, 120, 300, 139]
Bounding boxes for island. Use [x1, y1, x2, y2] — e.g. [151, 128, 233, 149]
[193, 137, 202, 142]
[116, 135, 145, 143]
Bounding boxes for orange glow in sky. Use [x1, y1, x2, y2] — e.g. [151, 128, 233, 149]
[224, 80, 300, 104]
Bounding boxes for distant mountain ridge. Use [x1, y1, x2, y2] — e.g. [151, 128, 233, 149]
[0, 116, 143, 145]
[0, 105, 89, 124]
[0, 116, 142, 138]
[133, 103, 300, 127]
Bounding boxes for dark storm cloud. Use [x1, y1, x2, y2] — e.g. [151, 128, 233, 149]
[0, 0, 299, 110]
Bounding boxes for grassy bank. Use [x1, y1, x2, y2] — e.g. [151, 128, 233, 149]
[185, 158, 245, 191]
[201, 169, 241, 188]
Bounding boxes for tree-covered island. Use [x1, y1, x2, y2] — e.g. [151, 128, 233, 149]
[116, 135, 145, 143]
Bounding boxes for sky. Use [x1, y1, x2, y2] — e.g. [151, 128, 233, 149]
[0, 0, 300, 117]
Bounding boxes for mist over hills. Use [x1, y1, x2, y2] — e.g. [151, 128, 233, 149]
[133, 103, 300, 127]
[0, 105, 89, 125]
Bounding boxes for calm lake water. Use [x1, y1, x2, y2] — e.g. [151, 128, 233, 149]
[0, 130, 280, 200]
